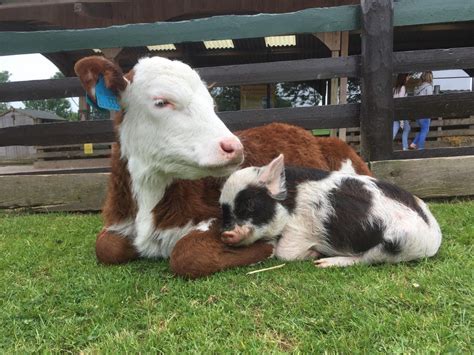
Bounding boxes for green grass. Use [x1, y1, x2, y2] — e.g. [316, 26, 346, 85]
[1, 201, 472, 353]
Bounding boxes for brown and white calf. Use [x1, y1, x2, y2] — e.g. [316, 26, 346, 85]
[74, 55, 372, 278]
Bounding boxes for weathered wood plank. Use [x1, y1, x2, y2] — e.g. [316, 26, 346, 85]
[393, 47, 474, 74]
[0, 173, 108, 211]
[0, 166, 110, 176]
[0, 120, 115, 147]
[395, 92, 474, 120]
[2, 155, 472, 212]
[36, 149, 111, 159]
[394, 0, 474, 28]
[222, 104, 360, 131]
[360, 0, 394, 161]
[392, 146, 474, 160]
[34, 158, 110, 170]
[2, 47, 474, 102]
[0, 6, 361, 56]
[0, 104, 360, 147]
[197, 55, 359, 87]
[0, 57, 360, 102]
[371, 155, 474, 198]
[0, 77, 83, 102]
[348, 116, 474, 132]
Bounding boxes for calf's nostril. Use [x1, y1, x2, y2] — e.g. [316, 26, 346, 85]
[220, 141, 235, 154]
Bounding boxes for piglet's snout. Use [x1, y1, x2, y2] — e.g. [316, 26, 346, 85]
[221, 225, 252, 245]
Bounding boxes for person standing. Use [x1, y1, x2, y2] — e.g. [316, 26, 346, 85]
[410, 71, 434, 150]
[392, 73, 410, 150]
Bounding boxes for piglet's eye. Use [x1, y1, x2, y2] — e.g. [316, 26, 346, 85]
[154, 99, 168, 108]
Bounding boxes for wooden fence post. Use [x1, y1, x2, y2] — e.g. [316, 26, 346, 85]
[360, 0, 394, 161]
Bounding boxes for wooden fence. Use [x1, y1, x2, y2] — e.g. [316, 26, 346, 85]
[0, 0, 473, 209]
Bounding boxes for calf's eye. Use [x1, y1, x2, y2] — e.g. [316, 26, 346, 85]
[154, 99, 168, 108]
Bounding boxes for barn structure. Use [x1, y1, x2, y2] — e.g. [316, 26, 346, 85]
[0, 108, 65, 163]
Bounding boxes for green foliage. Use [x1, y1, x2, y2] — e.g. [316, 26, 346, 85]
[0, 200, 472, 352]
[22, 72, 78, 121]
[0, 70, 11, 113]
[0, 70, 10, 83]
[347, 78, 361, 103]
[210, 86, 240, 112]
[276, 81, 322, 107]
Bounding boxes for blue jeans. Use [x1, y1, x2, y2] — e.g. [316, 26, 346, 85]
[393, 120, 411, 150]
[412, 118, 431, 150]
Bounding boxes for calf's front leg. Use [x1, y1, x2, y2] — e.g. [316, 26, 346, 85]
[170, 223, 274, 279]
[95, 229, 139, 265]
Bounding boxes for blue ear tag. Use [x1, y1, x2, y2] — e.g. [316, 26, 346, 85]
[93, 75, 121, 111]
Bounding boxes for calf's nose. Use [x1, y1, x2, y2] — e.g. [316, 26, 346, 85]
[219, 137, 244, 161]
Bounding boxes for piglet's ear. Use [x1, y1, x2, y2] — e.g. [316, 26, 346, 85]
[74, 56, 129, 103]
[258, 154, 287, 200]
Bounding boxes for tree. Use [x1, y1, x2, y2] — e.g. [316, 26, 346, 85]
[347, 78, 361, 104]
[0, 70, 11, 113]
[210, 86, 240, 111]
[275, 81, 322, 107]
[22, 72, 78, 120]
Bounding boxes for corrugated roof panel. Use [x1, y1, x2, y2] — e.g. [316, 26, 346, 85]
[204, 39, 234, 49]
[265, 35, 296, 47]
[147, 44, 176, 51]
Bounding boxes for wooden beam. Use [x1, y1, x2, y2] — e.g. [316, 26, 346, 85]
[315, 32, 341, 52]
[395, 92, 474, 120]
[394, 0, 474, 27]
[0, 104, 360, 147]
[339, 31, 349, 142]
[0, 0, 124, 10]
[330, 50, 340, 138]
[0, 77, 83, 102]
[78, 96, 89, 121]
[360, 0, 394, 161]
[391, 146, 474, 160]
[2, 155, 472, 212]
[0, 6, 361, 56]
[0, 173, 108, 212]
[0, 120, 115, 147]
[371, 155, 474, 198]
[221, 104, 359, 131]
[73, 2, 114, 19]
[0, 56, 360, 102]
[198, 56, 359, 86]
[393, 47, 474, 73]
[100, 47, 122, 60]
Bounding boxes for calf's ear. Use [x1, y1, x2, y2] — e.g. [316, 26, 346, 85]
[258, 154, 287, 200]
[74, 56, 129, 104]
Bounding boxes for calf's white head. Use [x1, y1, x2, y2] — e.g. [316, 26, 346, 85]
[75, 56, 243, 180]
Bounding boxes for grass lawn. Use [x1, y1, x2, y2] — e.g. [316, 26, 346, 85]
[1, 201, 472, 353]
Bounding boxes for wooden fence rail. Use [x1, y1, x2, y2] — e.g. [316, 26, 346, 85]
[2, 92, 474, 148]
[2, 47, 474, 102]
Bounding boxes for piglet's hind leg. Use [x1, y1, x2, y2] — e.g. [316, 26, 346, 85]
[314, 256, 361, 268]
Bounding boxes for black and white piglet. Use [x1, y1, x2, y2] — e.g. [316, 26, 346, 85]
[219, 154, 442, 267]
